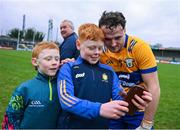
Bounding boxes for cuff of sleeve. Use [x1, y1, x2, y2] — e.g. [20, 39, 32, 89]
[141, 119, 153, 129]
[96, 102, 102, 117]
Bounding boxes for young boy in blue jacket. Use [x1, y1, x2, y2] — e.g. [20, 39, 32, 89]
[57, 23, 152, 129]
[2, 41, 61, 129]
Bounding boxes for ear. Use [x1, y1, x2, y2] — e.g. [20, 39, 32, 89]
[76, 39, 81, 50]
[31, 58, 38, 67]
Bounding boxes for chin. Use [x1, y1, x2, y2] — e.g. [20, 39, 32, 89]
[111, 49, 120, 53]
[48, 73, 56, 77]
[90, 61, 98, 64]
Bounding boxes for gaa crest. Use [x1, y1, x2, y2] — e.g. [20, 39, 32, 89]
[125, 58, 134, 68]
[102, 73, 108, 82]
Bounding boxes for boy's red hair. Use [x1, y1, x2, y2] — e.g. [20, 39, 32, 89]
[78, 23, 104, 43]
[32, 41, 59, 59]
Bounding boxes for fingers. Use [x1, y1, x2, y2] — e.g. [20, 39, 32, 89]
[142, 91, 153, 103]
[110, 101, 129, 119]
[100, 100, 129, 119]
[132, 91, 152, 110]
[115, 100, 129, 113]
[111, 109, 126, 119]
[60, 58, 75, 66]
[131, 98, 145, 110]
[134, 94, 146, 106]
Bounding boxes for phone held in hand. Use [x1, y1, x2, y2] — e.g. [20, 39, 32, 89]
[123, 85, 147, 115]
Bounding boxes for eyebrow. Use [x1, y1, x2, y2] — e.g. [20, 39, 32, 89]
[105, 36, 122, 40]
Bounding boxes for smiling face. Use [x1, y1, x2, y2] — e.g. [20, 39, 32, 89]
[35, 49, 60, 76]
[60, 21, 73, 39]
[77, 23, 105, 64]
[101, 25, 126, 53]
[77, 40, 104, 64]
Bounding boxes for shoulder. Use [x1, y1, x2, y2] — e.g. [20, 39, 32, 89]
[18, 78, 36, 88]
[60, 58, 82, 71]
[68, 32, 78, 40]
[98, 63, 114, 72]
[12, 78, 35, 96]
[128, 35, 151, 52]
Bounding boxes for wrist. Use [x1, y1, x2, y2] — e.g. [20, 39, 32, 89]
[141, 119, 153, 129]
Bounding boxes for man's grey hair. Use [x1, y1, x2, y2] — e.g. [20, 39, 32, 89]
[61, 20, 74, 30]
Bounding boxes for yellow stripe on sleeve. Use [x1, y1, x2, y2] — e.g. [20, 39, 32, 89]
[62, 80, 78, 102]
[59, 80, 78, 106]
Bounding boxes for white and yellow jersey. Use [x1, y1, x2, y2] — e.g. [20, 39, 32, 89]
[100, 34, 157, 91]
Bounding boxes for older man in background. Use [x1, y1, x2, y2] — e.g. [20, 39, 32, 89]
[59, 20, 79, 62]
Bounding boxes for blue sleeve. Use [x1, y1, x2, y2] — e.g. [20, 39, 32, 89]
[57, 63, 101, 119]
[2, 86, 25, 129]
[112, 71, 123, 100]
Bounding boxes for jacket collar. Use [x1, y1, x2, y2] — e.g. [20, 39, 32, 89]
[76, 56, 99, 66]
[36, 71, 57, 82]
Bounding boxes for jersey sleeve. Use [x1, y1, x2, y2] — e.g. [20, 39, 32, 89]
[2, 87, 25, 129]
[134, 42, 157, 74]
[57, 63, 101, 119]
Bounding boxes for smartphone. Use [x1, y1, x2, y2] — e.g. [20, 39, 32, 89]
[124, 85, 147, 115]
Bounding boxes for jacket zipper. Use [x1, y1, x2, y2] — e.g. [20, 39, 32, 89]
[91, 65, 95, 81]
[48, 78, 52, 101]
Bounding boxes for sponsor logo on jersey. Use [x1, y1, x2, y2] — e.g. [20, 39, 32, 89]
[121, 81, 136, 87]
[75, 72, 85, 78]
[119, 74, 130, 80]
[29, 100, 44, 107]
[73, 65, 79, 69]
[125, 58, 134, 68]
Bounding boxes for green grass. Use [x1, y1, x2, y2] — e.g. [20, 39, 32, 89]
[0, 49, 180, 128]
[0, 49, 36, 123]
[155, 63, 180, 128]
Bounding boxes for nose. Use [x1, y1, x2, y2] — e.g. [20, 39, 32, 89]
[94, 48, 101, 55]
[61, 29, 64, 33]
[52, 58, 59, 65]
[111, 39, 117, 47]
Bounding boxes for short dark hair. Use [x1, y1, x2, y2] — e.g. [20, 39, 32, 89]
[98, 11, 126, 29]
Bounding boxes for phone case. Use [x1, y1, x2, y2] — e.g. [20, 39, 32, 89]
[124, 85, 147, 115]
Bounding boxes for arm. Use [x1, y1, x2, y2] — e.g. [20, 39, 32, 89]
[133, 42, 160, 129]
[142, 71, 160, 122]
[2, 88, 25, 129]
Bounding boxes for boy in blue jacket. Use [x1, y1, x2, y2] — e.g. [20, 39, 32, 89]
[57, 23, 152, 129]
[2, 41, 61, 129]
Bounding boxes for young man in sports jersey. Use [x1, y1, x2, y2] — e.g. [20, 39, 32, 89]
[99, 11, 160, 129]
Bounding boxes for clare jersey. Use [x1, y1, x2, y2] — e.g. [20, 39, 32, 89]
[100, 34, 157, 89]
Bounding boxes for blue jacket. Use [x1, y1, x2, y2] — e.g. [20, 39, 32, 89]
[57, 56, 123, 129]
[59, 32, 79, 61]
[2, 72, 61, 129]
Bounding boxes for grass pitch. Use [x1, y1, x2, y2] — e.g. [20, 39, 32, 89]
[0, 49, 180, 128]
